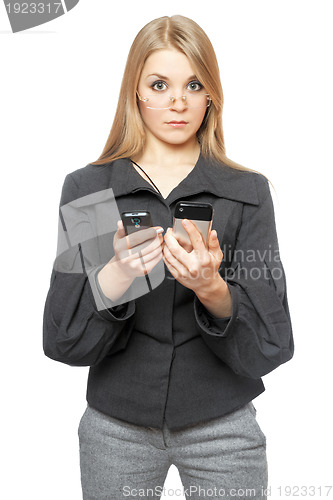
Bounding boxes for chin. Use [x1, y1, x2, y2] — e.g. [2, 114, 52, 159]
[158, 133, 194, 145]
[163, 138, 192, 146]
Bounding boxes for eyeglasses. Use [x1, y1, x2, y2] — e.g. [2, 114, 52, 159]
[136, 90, 211, 110]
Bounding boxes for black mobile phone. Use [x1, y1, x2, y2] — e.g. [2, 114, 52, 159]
[173, 201, 213, 245]
[121, 211, 153, 236]
[120, 210, 155, 291]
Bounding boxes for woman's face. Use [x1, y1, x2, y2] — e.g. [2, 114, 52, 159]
[137, 49, 208, 147]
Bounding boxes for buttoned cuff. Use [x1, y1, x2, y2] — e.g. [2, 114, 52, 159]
[88, 264, 135, 321]
[193, 282, 239, 338]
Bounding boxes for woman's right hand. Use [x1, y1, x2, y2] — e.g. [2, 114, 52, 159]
[112, 220, 164, 279]
[97, 221, 164, 302]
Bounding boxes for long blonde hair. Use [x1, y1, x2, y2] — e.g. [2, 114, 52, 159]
[90, 15, 257, 174]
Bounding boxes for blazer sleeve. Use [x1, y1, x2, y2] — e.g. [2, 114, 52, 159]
[194, 173, 294, 379]
[43, 173, 136, 367]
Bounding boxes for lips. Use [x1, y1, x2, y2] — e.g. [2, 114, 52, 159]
[167, 121, 188, 124]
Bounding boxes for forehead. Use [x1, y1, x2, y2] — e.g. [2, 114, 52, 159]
[140, 49, 195, 80]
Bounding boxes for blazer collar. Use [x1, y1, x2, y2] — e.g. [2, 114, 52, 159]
[108, 152, 260, 206]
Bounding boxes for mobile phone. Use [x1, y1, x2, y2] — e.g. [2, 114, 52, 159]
[173, 201, 213, 245]
[121, 211, 153, 235]
[120, 210, 154, 291]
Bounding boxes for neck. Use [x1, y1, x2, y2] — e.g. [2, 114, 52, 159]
[132, 136, 201, 169]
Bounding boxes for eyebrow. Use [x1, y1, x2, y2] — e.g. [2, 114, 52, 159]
[146, 73, 198, 81]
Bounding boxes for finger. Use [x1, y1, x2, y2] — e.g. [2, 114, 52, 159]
[118, 243, 163, 274]
[117, 236, 160, 262]
[130, 232, 163, 258]
[119, 231, 163, 263]
[144, 250, 164, 274]
[127, 226, 163, 248]
[181, 219, 206, 253]
[163, 227, 193, 268]
[140, 244, 163, 264]
[135, 244, 164, 275]
[142, 232, 164, 256]
[138, 251, 149, 275]
[117, 226, 162, 259]
[172, 232, 193, 253]
[162, 253, 180, 280]
[208, 230, 223, 262]
[163, 242, 189, 278]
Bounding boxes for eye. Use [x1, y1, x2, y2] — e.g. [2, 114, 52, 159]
[187, 81, 203, 92]
[151, 80, 168, 92]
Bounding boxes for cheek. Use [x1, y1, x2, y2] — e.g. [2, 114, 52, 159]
[193, 108, 207, 128]
[139, 104, 160, 131]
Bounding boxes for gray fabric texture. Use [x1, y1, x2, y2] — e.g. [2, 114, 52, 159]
[78, 402, 268, 499]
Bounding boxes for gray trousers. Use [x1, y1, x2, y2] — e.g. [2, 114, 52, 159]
[78, 402, 268, 500]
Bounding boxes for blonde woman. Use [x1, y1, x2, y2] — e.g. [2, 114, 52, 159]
[43, 15, 294, 500]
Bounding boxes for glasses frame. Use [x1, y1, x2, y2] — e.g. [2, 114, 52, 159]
[136, 90, 211, 110]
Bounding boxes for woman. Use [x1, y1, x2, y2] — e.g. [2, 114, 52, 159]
[43, 15, 294, 500]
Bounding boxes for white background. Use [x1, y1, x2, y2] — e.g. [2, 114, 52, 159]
[1, 1, 332, 499]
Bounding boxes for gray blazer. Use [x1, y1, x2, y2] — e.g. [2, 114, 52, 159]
[43, 152, 294, 431]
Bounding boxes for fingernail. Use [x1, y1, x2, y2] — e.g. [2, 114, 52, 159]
[182, 219, 188, 227]
[155, 228, 164, 234]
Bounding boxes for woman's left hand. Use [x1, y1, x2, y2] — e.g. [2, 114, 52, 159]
[162, 219, 223, 295]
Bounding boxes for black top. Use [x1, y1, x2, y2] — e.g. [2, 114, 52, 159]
[43, 152, 294, 431]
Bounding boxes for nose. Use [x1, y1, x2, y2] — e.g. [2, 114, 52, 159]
[169, 95, 188, 111]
